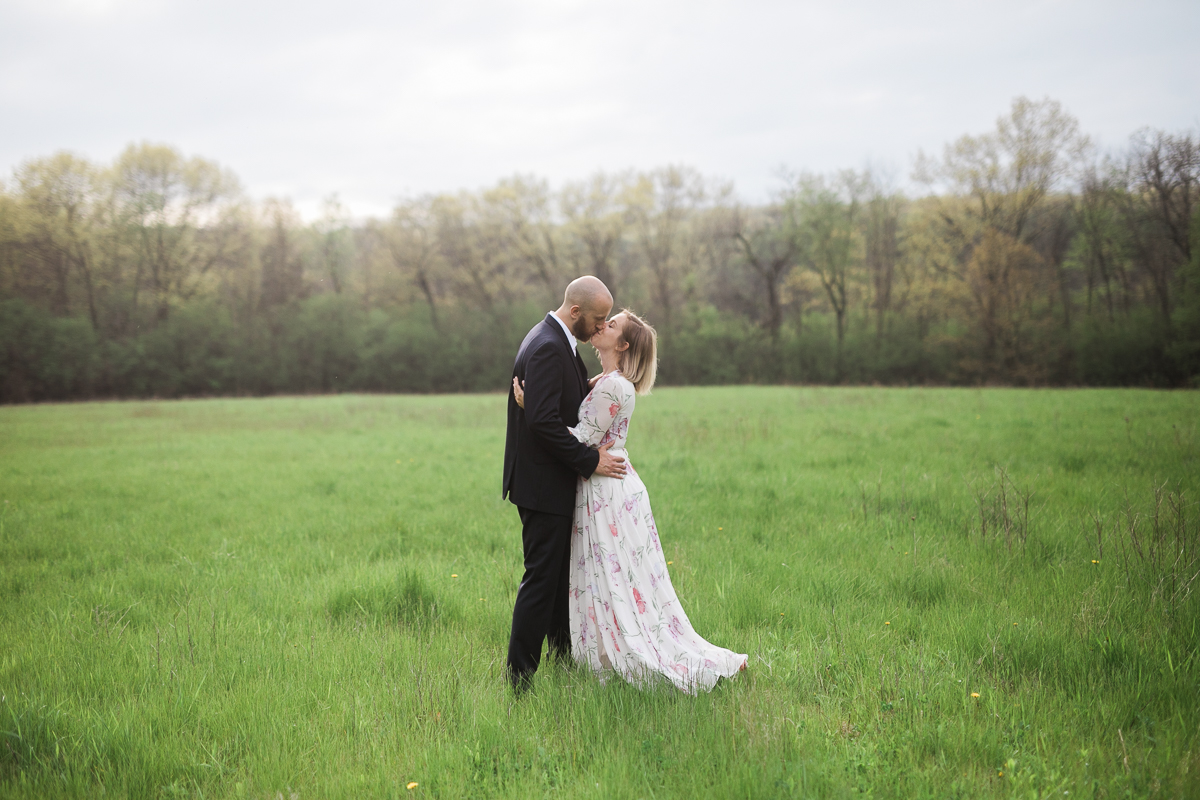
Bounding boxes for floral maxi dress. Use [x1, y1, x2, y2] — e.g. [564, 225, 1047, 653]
[568, 371, 748, 693]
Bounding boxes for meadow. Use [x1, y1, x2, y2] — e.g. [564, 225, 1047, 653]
[1, 387, 1198, 799]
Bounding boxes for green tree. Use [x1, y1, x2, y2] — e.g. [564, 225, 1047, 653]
[386, 197, 443, 328]
[12, 153, 103, 328]
[484, 175, 564, 306]
[258, 198, 306, 310]
[786, 173, 862, 377]
[623, 166, 709, 332]
[727, 201, 798, 342]
[111, 142, 241, 324]
[560, 171, 630, 296]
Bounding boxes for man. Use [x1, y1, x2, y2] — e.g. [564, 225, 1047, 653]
[502, 276, 627, 691]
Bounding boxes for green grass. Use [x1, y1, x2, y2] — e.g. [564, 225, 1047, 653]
[1, 387, 1198, 799]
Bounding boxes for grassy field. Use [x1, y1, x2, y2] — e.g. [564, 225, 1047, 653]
[1, 387, 1198, 799]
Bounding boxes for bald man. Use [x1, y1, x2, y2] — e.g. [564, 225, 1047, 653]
[502, 276, 627, 692]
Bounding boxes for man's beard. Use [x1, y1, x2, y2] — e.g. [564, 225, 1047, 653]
[570, 316, 593, 341]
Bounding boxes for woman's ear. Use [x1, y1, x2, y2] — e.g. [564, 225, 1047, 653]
[616, 339, 630, 353]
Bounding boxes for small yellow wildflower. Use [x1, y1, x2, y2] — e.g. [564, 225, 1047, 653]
[667, 560, 673, 565]
[780, 613, 784, 616]
[1013, 622, 1018, 626]
[997, 771, 1003, 777]
[396, 460, 401, 464]
[451, 574, 458, 578]
[884, 621, 890, 626]
[1092, 560, 1100, 564]
[407, 782, 419, 790]
[718, 527, 723, 530]
[971, 692, 980, 698]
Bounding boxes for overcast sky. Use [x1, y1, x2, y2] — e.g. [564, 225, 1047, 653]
[2, 0, 1197, 218]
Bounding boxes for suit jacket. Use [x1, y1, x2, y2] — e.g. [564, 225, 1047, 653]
[503, 313, 600, 516]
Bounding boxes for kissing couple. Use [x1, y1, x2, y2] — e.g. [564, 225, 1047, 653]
[502, 275, 748, 694]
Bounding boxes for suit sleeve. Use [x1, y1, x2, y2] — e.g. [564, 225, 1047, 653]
[523, 343, 601, 479]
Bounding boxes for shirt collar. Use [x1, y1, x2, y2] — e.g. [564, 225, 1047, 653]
[549, 312, 578, 355]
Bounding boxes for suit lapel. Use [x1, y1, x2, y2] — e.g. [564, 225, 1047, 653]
[544, 313, 588, 395]
[573, 350, 588, 394]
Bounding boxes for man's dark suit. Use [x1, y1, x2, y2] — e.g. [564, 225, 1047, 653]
[503, 313, 600, 686]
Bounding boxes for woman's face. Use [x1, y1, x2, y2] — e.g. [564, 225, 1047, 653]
[590, 313, 626, 354]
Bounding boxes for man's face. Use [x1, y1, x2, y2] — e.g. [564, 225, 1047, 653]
[570, 299, 612, 341]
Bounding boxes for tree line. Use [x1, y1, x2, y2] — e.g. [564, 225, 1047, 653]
[1, 97, 1197, 402]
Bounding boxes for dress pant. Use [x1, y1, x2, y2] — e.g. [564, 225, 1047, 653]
[507, 505, 573, 686]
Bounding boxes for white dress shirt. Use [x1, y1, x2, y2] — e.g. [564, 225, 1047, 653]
[549, 312, 578, 356]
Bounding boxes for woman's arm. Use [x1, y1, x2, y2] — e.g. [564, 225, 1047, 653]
[570, 375, 624, 448]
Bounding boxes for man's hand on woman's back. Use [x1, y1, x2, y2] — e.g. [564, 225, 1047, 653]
[594, 441, 626, 479]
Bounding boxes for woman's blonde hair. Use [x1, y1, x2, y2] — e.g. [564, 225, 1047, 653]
[616, 309, 657, 395]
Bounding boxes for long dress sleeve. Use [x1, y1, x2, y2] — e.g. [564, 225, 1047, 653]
[570, 375, 631, 448]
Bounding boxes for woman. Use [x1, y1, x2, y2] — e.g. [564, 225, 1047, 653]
[514, 310, 747, 693]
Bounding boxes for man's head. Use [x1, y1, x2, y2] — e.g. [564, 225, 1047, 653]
[557, 276, 613, 341]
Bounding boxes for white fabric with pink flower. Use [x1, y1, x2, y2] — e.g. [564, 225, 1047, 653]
[567, 371, 747, 693]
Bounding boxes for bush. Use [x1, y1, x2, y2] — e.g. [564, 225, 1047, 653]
[0, 299, 101, 402]
[2, 296, 1196, 402]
